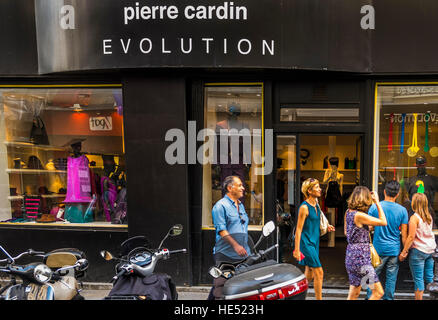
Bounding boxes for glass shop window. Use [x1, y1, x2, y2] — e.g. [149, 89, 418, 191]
[202, 85, 264, 229]
[376, 85, 438, 227]
[0, 87, 127, 226]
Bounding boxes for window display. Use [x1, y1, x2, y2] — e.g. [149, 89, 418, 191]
[0, 87, 127, 226]
[202, 85, 264, 229]
[375, 85, 438, 226]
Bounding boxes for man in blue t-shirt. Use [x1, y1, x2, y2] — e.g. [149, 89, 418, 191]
[366, 180, 408, 300]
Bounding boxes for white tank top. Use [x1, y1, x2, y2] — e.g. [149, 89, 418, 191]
[412, 213, 437, 254]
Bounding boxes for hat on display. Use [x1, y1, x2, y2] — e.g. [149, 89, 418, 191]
[62, 138, 86, 148]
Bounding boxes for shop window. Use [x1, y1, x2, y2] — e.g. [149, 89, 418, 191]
[375, 85, 438, 225]
[202, 85, 264, 229]
[280, 107, 359, 122]
[0, 86, 127, 226]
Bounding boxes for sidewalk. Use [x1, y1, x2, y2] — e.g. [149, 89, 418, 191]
[81, 283, 431, 300]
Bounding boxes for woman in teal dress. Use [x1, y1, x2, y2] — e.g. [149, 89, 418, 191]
[293, 178, 335, 300]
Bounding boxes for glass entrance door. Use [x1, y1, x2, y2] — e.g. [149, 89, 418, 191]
[275, 135, 297, 262]
[299, 134, 362, 247]
[275, 134, 363, 262]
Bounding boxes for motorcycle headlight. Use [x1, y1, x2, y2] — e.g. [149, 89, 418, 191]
[34, 264, 52, 284]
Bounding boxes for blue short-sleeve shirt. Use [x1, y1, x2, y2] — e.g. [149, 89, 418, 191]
[212, 194, 251, 259]
[368, 201, 409, 256]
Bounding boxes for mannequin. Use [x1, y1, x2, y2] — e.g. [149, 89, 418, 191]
[63, 139, 94, 223]
[407, 156, 438, 222]
[215, 103, 249, 201]
[64, 139, 92, 203]
[323, 157, 344, 207]
[101, 155, 118, 222]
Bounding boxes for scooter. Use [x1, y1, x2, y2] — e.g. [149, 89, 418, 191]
[0, 246, 89, 300]
[209, 221, 308, 300]
[101, 224, 187, 300]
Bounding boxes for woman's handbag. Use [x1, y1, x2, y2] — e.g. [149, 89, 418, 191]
[30, 115, 50, 145]
[318, 203, 329, 236]
[369, 233, 381, 268]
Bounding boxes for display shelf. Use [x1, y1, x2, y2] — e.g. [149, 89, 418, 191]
[4, 141, 68, 152]
[381, 166, 435, 170]
[8, 194, 66, 201]
[300, 169, 358, 172]
[6, 169, 67, 174]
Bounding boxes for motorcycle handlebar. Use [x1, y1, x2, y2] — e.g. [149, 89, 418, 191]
[0, 249, 46, 264]
[169, 249, 187, 255]
[112, 268, 128, 282]
[259, 244, 279, 256]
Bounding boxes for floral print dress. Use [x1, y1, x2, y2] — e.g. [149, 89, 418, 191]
[345, 209, 379, 287]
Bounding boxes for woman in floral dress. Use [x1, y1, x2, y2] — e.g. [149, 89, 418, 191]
[345, 186, 387, 300]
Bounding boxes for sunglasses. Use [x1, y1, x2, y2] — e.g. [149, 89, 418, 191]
[237, 205, 246, 225]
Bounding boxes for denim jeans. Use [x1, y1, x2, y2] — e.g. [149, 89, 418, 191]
[409, 247, 434, 292]
[366, 256, 399, 300]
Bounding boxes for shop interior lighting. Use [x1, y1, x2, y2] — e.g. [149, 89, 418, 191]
[295, 108, 359, 117]
[71, 103, 83, 112]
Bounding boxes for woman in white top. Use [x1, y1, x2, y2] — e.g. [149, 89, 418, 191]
[399, 193, 437, 300]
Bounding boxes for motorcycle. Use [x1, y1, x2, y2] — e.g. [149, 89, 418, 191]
[209, 221, 308, 300]
[0, 246, 89, 300]
[101, 224, 187, 300]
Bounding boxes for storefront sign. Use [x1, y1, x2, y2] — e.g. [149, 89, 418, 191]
[34, 0, 370, 73]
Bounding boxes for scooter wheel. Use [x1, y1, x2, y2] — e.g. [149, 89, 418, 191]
[72, 293, 85, 300]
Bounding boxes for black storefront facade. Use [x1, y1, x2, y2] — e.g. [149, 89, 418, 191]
[0, 0, 437, 290]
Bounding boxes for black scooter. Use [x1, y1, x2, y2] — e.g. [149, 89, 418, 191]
[209, 221, 308, 300]
[101, 224, 187, 300]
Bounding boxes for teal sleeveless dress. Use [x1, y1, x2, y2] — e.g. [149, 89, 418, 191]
[298, 201, 322, 268]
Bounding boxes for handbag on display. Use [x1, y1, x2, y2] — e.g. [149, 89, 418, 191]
[54, 158, 68, 170]
[30, 115, 50, 145]
[46, 159, 56, 170]
[13, 158, 27, 169]
[27, 155, 44, 169]
[369, 233, 381, 268]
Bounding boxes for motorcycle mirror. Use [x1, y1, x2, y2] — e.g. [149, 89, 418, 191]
[262, 221, 275, 237]
[100, 250, 114, 261]
[169, 224, 183, 237]
[76, 259, 89, 271]
[254, 221, 276, 250]
[208, 266, 223, 279]
[159, 224, 184, 249]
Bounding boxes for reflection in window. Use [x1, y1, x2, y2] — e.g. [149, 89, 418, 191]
[280, 107, 359, 122]
[202, 85, 263, 228]
[0, 87, 127, 225]
[376, 85, 438, 226]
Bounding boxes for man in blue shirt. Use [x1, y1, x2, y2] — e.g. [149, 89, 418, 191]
[212, 175, 251, 262]
[366, 180, 408, 300]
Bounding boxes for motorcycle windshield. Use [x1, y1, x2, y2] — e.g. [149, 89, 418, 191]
[120, 236, 151, 256]
[214, 233, 252, 261]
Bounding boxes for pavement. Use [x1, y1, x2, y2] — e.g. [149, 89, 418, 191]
[80, 283, 432, 300]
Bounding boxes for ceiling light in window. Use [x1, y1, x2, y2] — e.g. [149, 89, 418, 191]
[71, 103, 83, 112]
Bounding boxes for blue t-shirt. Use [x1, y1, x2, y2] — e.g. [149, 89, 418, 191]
[368, 201, 408, 256]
